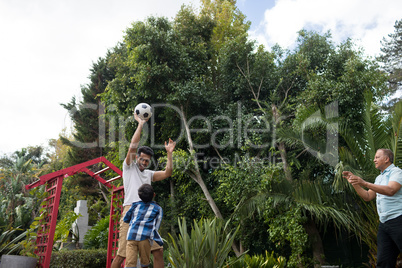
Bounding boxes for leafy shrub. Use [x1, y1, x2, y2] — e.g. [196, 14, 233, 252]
[54, 211, 81, 244]
[167, 217, 240, 268]
[83, 217, 109, 249]
[227, 251, 286, 268]
[0, 227, 25, 257]
[266, 206, 310, 266]
[19, 191, 50, 258]
[49, 249, 107, 268]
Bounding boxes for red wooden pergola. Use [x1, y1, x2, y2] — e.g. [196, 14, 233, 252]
[25, 157, 124, 268]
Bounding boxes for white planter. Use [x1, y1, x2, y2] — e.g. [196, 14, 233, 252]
[0, 255, 37, 268]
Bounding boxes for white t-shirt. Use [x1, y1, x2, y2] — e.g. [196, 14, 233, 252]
[122, 160, 155, 206]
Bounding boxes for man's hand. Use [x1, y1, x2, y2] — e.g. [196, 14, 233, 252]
[134, 113, 148, 125]
[165, 138, 176, 154]
[342, 171, 354, 182]
[342, 170, 376, 201]
[342, 171, 366, 186]
[153, 138, 176, 182]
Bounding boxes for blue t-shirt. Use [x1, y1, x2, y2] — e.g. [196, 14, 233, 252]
[375, 164, 402, 223]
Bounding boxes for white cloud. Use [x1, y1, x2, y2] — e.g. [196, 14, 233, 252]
[251, 0, 401, 57]
[0, 0, 199, 155]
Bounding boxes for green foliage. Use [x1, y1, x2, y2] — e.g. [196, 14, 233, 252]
[60, 56, 114, 168]
[57, 179, 110, 232]
[19, 190, 49, 258]
[53, 211, 81, 250]
[227, 251, 286, 268]
[87, 198, 110, 226]
[156, 149, 215, 232]
[292, 34, 388, 131]
[18, 230, 37, 258]
[0, 155, 46, 229]
[378, 18, 402, 98]
[57, 178, 84, 224]
[83, 217, 109, 249]
[59, 56, 114, 227]
[0, 227, 25, 257]
[167, 217, 240, 268]
[215, 156, 281, 208]
[13, 146, 49, 166]
[234, 163, 358, 265]
[266, 206, 310, 267]
[49, 249, 107, 268]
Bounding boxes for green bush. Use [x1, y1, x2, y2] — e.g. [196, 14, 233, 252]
[167, 217, 240, 268]
[49, 249, 107, 268]
[0, 227, 25, 257]
[227, 251, 286, 268]
[83, 217, 109, 249]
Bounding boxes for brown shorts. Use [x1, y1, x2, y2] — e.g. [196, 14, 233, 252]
[116, 205, 163, 258]
[126, 239, 151, 267]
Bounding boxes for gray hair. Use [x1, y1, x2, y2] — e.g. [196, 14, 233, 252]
[378, 149, 394, 163]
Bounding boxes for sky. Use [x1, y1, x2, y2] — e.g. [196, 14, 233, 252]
[0, 0, 401, 156]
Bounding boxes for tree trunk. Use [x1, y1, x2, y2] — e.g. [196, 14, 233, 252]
[188, 170, 223, 218]
[304, 219, 325, 267]
[181, 106, 242, 257]
[272, 104, 292, 181]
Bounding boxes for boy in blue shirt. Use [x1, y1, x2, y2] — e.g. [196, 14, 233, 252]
[123, 183, 163, 268]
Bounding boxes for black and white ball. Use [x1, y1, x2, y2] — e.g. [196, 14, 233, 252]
[135, 103, 153, 120]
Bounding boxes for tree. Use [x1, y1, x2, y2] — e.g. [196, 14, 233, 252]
[378, 18, 402, 104]
[61, 56, 115, 204]
[0, 148, 48, 229]
[226, 28, 389, 265]
[14, 146, 49, 167]
[61, 56, 115, 166]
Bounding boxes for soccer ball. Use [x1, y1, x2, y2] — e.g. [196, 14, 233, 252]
[134, 103, 153, 120]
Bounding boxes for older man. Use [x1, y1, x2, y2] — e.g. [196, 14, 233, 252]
[342, 148, 402, 267]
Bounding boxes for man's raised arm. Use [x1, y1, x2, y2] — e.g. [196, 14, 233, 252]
[126, 114, 148, 166]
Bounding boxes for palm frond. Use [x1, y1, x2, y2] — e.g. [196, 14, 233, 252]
[233, 192, 290, 219]
[391, 101, 402, 166]
[279, 107, 339, 166]
[338, 122, 369, 171]
[291, 180, 362, 233]
[361, 91, 376, 156]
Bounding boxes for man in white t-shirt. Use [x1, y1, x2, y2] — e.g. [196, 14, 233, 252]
[111, 113, 176, 268]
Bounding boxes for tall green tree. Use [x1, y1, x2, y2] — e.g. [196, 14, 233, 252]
[61, 56, 115, 166]
[378, 18, 402, 103]
[61, 56, 115, 200]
